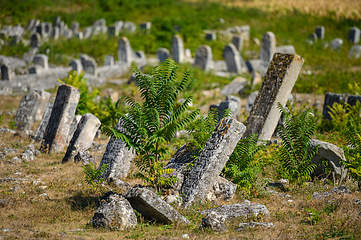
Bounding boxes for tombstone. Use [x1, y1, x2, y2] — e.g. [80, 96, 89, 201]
[118, 37, 132, 66]
[184, 49, 192, 59]
[26, 19, 36, 31]
[35, 91, 51, 121]
[232, 35, 244, 51]
[1, 63, 13, 81]
[98, 118, 136, 180]
[71, 21, 80, 33]
[53, 16, 61, 28]
[75, 32, 83, 39]
[223, 43, 243, 73]
[34, 97, 55, 141]
[22, 47, 39, 64]
[36, 23, 45, 36]
[193, 45, 213, 71]
[67, 115, 82, 145]
[348, 45, 361, 59]
[330, 38, 343, 50]
[41, 85, 80, 153]
[308, 33, 318, 43]
[59, 21, 65, 35]
[156, 48, 171, 63]
[219, 95, 241, 120]
[80, 55, 97, 75]
[69, 59, 83, 73]
[171, 35, 185, 63]
[245, 91, 259, 112]
[30, 33, 41, 48]
[322, 92, 350, 120]
[181, 118, 246, 208]
[93, 18, 106, 28]
[315, 26, 325, 40]
[104, 55, 115, 66]
[33, 54, 49, 70]
[276, 45, 296, 54]
[44, 22, 52, 36]
[347, 95, 361, 107]
[243, 53, 304, 141]
[51, 26, 59, 40]
[62, 113, 101, 162]
[205, 32, 217, 41]
[63, 29, 73, 39]
[140, 22, 151, 30]
[123, 21, 136, 32]
[260, 32, 276, 65]
[14, 89, 42, 132]
[114, 21, 124, 30]
[108, 26, 119, 37]
[10, 35, 21, 46]
[220, 76, 248, 96]
[83, 27, 92, 39]
[348, 27, 360, 44]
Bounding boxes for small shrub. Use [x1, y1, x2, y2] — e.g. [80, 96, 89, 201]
[82, 163, 108, 191]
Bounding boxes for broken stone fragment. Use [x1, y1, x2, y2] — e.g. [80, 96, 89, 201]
[200, 211, 227, 232]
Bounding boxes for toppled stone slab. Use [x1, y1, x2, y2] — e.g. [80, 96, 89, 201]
[123, 187, 190, 224]
[236, 222, 275, 231]
[200, 212, 227, 232]
[91, 192, 137, 230]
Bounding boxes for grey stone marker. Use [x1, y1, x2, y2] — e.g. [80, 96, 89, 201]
[71, 21, 80, 33]
[140, 22, 152, 30]
[205, 32, 217, 41]
[14, 89, 42, 132]
[156, 48, 171, 63]
[243, 53, 304, 141]
[123, 21, 136, 32]
[322, 92, 349, 120]
[30, 33, 41, 48]
[1, 63, 13, 81]
[308, 33, 318, 43]
[80, 55, 97, 75]
[181, 118, 246, 208]
[108, 26, 119, 37]
[217, 96, 241, 121]
[260, 31, 276, 65]
[223, 43, 243, 73]
[41, 85, 80, 153]
[104, 55, 114, 66]
[75, 32, 83, 39]
[36, 23, 45, 36]
[124, 187, 190, 224]
[35, 91, 51, 121]
[193, 45, 213, 71]
[83, 27, 92, 39]
[315, 26, 325, 40]
[69, 59, 83, 73]
[53, 16, 61, 28]
[34, 97, 55, 141]
[98, 118, 136, 180]
[330, 38, 343, 50]
[220, 76, 248, 96]
[171, 35, 185, 63]
[348, 45, 361, 59]
[276, 45, 296, 54]
[348, 27, 360, 44]
[67, 115, 82, 145]
[33, 54, 49, 70]
[62, 113, 101, 162]
[118, 37, 132, 66]
[44, 22, 52, 36]
[51, 26, 59, 40]
[232, 35, 244, 51]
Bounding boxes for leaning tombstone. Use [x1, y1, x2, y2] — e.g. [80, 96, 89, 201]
[1, 63, 14, 81]
[348, 27, 360, 44]
[193, 45, 213, 71]
[67, 115, 82, 145]
[35, 91, 51, 121]
[62, 113, 101, 162]
[232, 35, 244, 51]
[34, 97, 55, 142]
[33, 54, 49, 70]
[322, 92, 349, 120]
[117, 37, 132, 66]
[348, 45, 361, 59]
[104, 55, 114, 66]
[330, 38, 343, 50]
[14, 89, 42, 132]
[171, 35, 185, 63]
[308, 33, 318, 43]
[69, 59, 83, 73]
[83, 27, 92, 39]
[243, 53, 304, 141]
[181, 118, 246, 208]
[260, 31, 276, 65]
[30, 33, 41, 48]
[220, 76, 248, 96]
[156, 48, 170, 63]
[51, 26, 59, 40]
[205, 32, 216, 41]
[223, 43, 244, 73]
[315, 26, 325, 40]
[41, 85, 80, 153]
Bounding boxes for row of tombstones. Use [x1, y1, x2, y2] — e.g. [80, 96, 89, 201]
[309, 26, 361, 44]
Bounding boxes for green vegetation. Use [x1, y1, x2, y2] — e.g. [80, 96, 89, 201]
[82, 163, 108, 191]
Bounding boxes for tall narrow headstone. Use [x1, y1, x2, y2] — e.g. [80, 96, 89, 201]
[83, 27, 92, 39]
[348, 27, 360, 44]
[33, 54, 49, 70]
[205, 32, 217, 41]
[36, 23, 45, 36]
[35, 91, 51, 121]
[243, 53, 304, 141]
[193, 45, 213, 71]
[34, 97, 55, 141]
[1, 63, 13, 81]
[80, 55, 97, 75]
[156, 48, 170, 63]
[260, 32, 276, 65]
[53, 16, 61, 28]
[14, 89, 42, 132]
[62, 113, 101, 162]
[69, 59, 83, 73]
[118, 37, 132, 66]
[51, 26, 59, 40]
[67, 115, 82, 145]
[30, 33, 41, 48]
[108, 26, 119, 37]
[322, 92, 349, 120]
[181, 118, 246, 208]
[232, 35, 244, 51]
[315, 26, 325, 40]
[223, 43, 243, 73]
[171, 35, 184, 63]
[105, 55, 115, 66]
[41, 85, 80, 153]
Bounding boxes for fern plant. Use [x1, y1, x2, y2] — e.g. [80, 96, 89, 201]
[276, 102, 318, 185]
[93, 96, 126, 127]
[103, 59, 200, 190]
[83, 163, 108, 191]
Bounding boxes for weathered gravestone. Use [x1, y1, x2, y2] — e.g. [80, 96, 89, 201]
[14, 89, 42, 132]
[260, 32, 276, 65]
[41, 85, 80, 153]
[83, 27, 92, 39]
[104, 55, 114, 66]
[308, 33, 318, 43]
[315, 26, 325, 40]
[80, 55, 97, 75]
[171, 35, 185, 63]
[140, 22, 152, 30]
[210, 96, 241, 122]
[98, 118, 136, 180]
[33, 54, 49, 70]
[62, 113, 101, 162]
[322, 92, 350, 120]
[30, 33, 41, 48]
[232, 35, 244, 51]
[51, 26, 59, 40]
[330, 38, 343, 50]
[276, 45, 296, 54]
[223, 43, 244, 73]
[36, 24, 45, 36]
[53, 16, 61, 28]
[348, 27, 360, 44]
[243, 53, 304, 141]
[35, 91, 51, 121]
[108, 26, 118, 37]
[1, 63, 13, 81]
[205, 32, 217, 41]
[156, 48, 170, 63]
[67, 115, 82, 145]
[220, 76, 248, 96]
[181, 118, 246, 208]
[69, 59, 83, 73]
[44, 22, 52, 36]
[34, 97, 55, 142]
[193, 45, 213, 71]
[348, 45, 361, 59]
[71, 21, 80, 33]
[118, 37, 132, 66]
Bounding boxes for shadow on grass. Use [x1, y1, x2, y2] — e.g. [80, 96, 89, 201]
[66, 191, 102, 211]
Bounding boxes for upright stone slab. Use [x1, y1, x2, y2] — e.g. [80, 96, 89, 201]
[35, 91, 51, 121]
[193, 45, 213, 71]
[315, 26, 325, 40]
[205, 32, 217, 41]
[51, 26, 59, 40]
[62, 113, 101, 162]
[98, 118, 136, 179]
[171, 35, 184, 63]
[156, 48, 170, 63]
[308, 33, 318, 43]
[322, 92, 349, 120]
[181, 118, 246, 208]
[330, 38, 343, 50]
[30, 33, 41, 48]
[44, 22, 52, 36]
[69, 59, 83, 73]
[33, 54, 49, 70]
[36, 24, 45, 36]
[243, 53, 304, 141]
[14, 89, 42, 132]
[348, 27, 360, 44]
[34, 97, 55, 142]
[260, 32, 276, 65]
[108, 26, 119, 37]
[41, 85, 80, 153]
[104, 55, 114, 66]
[1, 63, 13, 81]
[83, 27, 92, 39]
[71, 21, 80, 33]
[140, 22, 152, 30]
[80, 55, 97, 75]
[223, 43, 243, 73]
[348, 45, 361, 59]
[232, 35, 244, 51]
[117, 37, 132, 66]
[53, 16, 61, 28]
[67, 115, 82, 145]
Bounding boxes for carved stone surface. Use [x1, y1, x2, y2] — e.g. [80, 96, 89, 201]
[118, 37, 132, 66]
[35, 91, 50, 121]
[34, 97, 55, 141]
[171, 35, 184, 63]
[193, 45, 213, 71]
[244, 53, 304, 141]
[156, 48, 170, 63]
[181, 118, 246, 208]
[322, 92, 350, 120]
[62, 113, 101, 162]
[315, 26, 325, 40]
[41, 85, 80, 153]
[223, 43, 243, 73]
[67, 115, 82, 145]
[260, 32, 276, 65]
